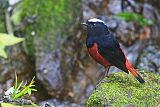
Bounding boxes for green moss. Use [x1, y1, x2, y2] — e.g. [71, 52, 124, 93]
[13, 0, 81, 56]
[0, 0, 7, 33]
[0, 12, 5, 33]
[87, 71, 160, 107]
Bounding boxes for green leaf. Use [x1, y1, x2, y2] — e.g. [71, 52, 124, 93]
[1, 102, 40, 107]
[0, 33, 24, 58]
[1, 103, 22, 107]
[27, 88, 31, 96]
[0, 33, 24, 46]
[13, 72, 18, 97]
[0, 46, 7, 58]
[31, 89, 37, 92]
[17, 82, 23, 93]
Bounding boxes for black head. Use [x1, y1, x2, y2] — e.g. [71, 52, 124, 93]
[82, 18, 109, 37]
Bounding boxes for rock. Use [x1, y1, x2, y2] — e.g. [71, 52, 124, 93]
[82, 0, 109, 21]
[108, 0, 122, 14]
[142, 3, 160, 41]
[99, 16, 118, 31]
[87, 71, 160, 107]
[116, 21, 137, 45]
[0, 103, 36, 107]
[0, 95, 38, 107]
[137, 43, 160, 74]
[85, 84, 94, 98]
[39, 98, 84, 107]
[36, 50, 64, 95]
[8, 0, 20, 6]
[122, 41, 145, 66]
[0, 45, 35, 95]
[82, 0, 150, 45]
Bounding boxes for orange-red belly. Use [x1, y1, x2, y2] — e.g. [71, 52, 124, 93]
[88, 43, 110, 67]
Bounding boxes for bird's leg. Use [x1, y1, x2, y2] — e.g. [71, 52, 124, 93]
[96, 66, 110, 88]
[105, 66, 110, 77]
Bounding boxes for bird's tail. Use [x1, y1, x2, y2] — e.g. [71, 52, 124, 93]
[126, 60, 145, 83]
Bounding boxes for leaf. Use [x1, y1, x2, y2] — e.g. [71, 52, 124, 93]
[1, 103, 22, 107]
[0, 33, 24, 58]
[31, 89, 37, 92]
[1, 103, 39, 107]
[27, 88, 31, 96]
[0, 33, 24, 46]
[0, 46, 7, 58]
[13, 72, 18, 96]
[17, 82, 23, 92]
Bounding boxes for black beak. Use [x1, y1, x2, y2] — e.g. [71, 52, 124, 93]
[81, 22, 88, 27]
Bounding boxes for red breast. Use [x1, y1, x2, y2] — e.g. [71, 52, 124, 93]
[88, 43, 111, 68]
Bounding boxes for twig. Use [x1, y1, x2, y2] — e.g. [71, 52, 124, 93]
[5, 9, 13, 35]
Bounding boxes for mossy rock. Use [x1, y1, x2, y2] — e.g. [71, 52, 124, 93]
[0, 7, 5, 33]
[0, 96, 39, 107]
[12, 0, 81, 56]
[0, 16, 5, 33]
[87, 71, 160, 107]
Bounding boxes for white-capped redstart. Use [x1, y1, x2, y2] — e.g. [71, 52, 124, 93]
[82, 18, 145, 83]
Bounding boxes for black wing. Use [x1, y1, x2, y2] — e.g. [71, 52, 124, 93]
[98, 33, 129, 73]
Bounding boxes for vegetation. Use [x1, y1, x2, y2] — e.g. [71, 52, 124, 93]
[0, 17, 5, 33]
[0, 103, 39, 107]
[10, 72, 37, 99]
[115, 12, 154, 26]
[87, 71, 160, 107]
[0, 33, 24, 58]
[12, 0, 81, 56]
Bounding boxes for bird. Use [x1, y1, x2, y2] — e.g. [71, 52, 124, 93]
[82, 18, 145, 83]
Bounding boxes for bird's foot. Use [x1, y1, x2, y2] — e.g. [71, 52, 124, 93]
[95, 82, 101, 90]
[105, 74, 109, 77]
[95, 79, 108, 90]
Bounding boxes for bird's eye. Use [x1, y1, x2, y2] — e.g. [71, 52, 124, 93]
[93, 23, 96, 26]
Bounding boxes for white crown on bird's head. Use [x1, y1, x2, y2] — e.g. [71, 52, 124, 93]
[88, 18, 105, 23]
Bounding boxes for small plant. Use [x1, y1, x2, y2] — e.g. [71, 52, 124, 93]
[114, 12, 154, 26]
[6, 72, 37, 99]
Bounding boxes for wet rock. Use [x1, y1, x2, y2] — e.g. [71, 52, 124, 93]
[72, 71, 87, 103]
[39, 98, 84, 107]
[36, 49, 64, 95]
[142, 3, 160, 41]
[122, 41, 145, 65]
[0, 95, 33, 106]
[99, 16, 118, 31]
[0, 85, 3, 94]
[60, 35, 98, 103]
[146, 0, 160, 13]
[137, 43, 160, 74]
[116, 21, 137, 45]
[82, 0, 160, 45]
[82, 0, 109, 21]
[8, 0, 20, 6]
[85, 84, 94, 98]
[108, 0, 122, 14]
[0, 45, 34, 95]
[82, 0, 142, 45]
